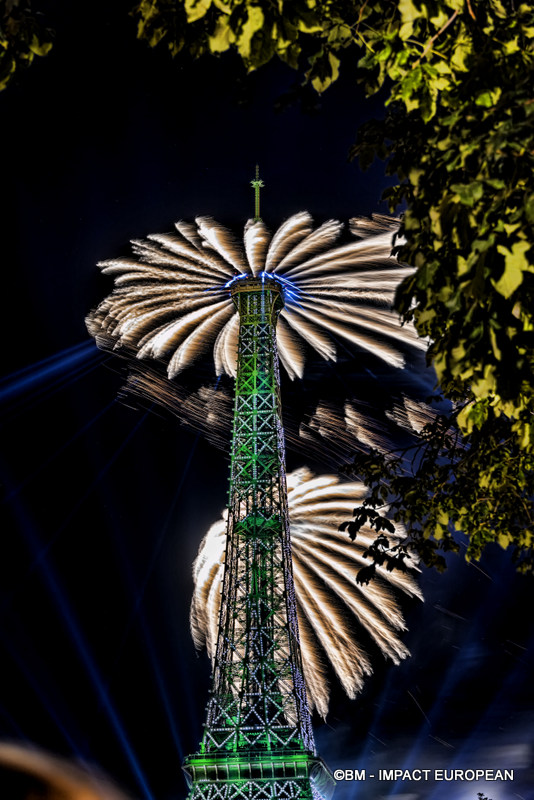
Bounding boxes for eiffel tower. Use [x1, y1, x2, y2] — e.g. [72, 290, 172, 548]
[182, 171, 335, 800]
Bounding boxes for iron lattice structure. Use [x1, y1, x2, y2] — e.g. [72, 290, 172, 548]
[183, 274, 334, 800]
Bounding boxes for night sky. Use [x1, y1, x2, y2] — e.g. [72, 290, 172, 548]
[2, 4, 533, 800]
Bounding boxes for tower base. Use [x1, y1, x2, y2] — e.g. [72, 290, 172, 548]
[183, 752, 335, 800]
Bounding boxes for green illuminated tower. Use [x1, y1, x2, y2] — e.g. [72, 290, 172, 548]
[182, 173, 334, 800]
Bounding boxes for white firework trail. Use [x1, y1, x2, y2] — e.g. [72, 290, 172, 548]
[191, 468, 422, 719]
[87, 213, 425, 380]
[88, 212, 428, 712]
[299, 400, 392, 462]
[386, 396, 438, 435]
[118, 359, 396, 468]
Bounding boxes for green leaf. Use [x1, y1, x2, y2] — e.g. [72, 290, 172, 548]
[430, 9, 450, 27]
[28, 34, 53, 57]
[504, 36, 520, 54]
[236, 6, 265, 60]
[475, 87, 502, 107]
[311, 51, 340, 93]
[297, 16, 323, 34]
[489, 0, 508, 19]
[208, 16, 234, 53]
[485, 178, 505, 190]
[489, 327, 502, 360]
[451, 181, 483, 206]
[498, 533, 512, 549]
[0, 53, 16, 91]
[278, 42, 301, 69]
[494, 241, 531, 298]
[399, 0, 420, 24]
[398, 0, 425, 38]
[400, 65, 423, 103]
[450, 34, 472, 72]
[184, 0, 213, 23]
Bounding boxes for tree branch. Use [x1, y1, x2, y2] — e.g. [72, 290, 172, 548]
[413, 9, 459, 67]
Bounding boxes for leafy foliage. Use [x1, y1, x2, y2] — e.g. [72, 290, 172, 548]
[135, 0, 534, 572]
[131, 0, 357, 91]
[0, 0, 53, 91]
[340, 408, 533, 579]
[348, 0, 534, 574]
[353, 0, 534, 436]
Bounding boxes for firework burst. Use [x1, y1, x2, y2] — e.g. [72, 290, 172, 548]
[191, 468, 422, 718]
[88, 212, 427, 715]
[87, 213, 425, 381]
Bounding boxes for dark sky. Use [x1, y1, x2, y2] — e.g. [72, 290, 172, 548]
[1, 4, 533, 800]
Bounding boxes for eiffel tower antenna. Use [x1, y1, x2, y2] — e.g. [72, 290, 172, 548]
[250, 164, 264, 222]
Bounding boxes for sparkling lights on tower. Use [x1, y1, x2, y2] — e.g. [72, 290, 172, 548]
[86, 168, 426, 800]
[182, 170, 334, 800]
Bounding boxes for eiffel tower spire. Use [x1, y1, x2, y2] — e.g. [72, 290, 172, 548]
[250, 165, 264, 222]
[183, 273, 334, 800]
